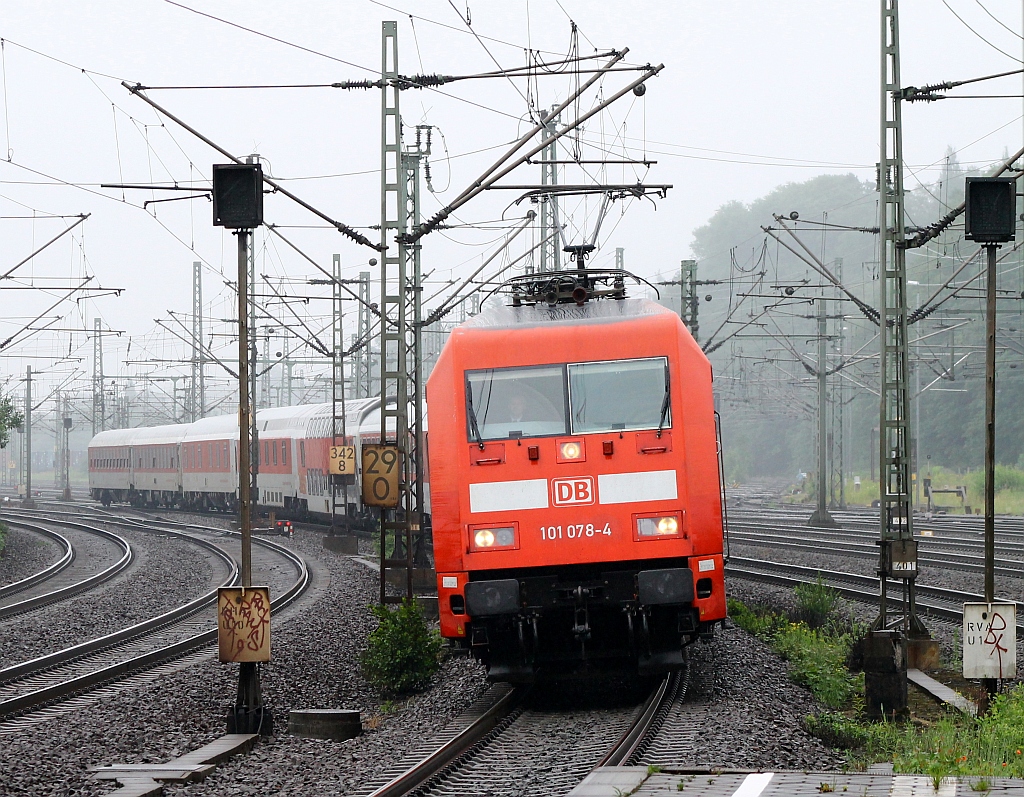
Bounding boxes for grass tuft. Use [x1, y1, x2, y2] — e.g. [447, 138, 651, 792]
[728, 596, 861, 708]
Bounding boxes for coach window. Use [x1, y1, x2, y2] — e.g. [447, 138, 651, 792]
[466, 365, 567, 441]
[281, 441, 288, 466]
[273, 441, 278, 466]
[299, 440, 305, 467]
[568, 357, 671, 434]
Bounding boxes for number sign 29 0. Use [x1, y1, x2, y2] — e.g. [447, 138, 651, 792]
[361, 445, 401, 508]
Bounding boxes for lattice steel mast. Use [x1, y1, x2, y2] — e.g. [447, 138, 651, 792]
[353, 271, 373, 398]
[538, 108, 561, 274]
[332, 253, 350, 531]
[191, 260, 205, 421]
[379, 21, 414, 602]
[404, 145, 429, 567]
[878, 0, 928, 642]
[92, 318, 105, 435]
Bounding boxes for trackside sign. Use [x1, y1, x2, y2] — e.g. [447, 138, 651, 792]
[963, 602, 1016, 680]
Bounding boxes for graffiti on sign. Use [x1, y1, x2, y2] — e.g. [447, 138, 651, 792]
[963, 602, 1016, 680]
[218, 586, 271, 663]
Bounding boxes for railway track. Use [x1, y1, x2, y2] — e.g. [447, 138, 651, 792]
[363, 680, 650, 797]
[363, 653, 722, 796]
[0, 522, 73, 603]
[0, 507, 310, 724]
[722, 501, 1024, 624]
[0, 516, 133, 620]
[725, 556, 1024, 633]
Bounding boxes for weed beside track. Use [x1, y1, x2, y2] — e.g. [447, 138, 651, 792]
[729, 577, 1024, 780]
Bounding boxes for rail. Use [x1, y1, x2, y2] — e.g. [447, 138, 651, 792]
[365, 686, 523, 797]
[0, 522, 73, 602]
[0, 516, 133, 620]
[0, 511, 308, 719]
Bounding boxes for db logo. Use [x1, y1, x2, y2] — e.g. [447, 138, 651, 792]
[552, 476, 595, 506]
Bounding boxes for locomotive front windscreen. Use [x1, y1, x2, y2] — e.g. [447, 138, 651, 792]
[465, 357, 670, 441]
[466, 365, 567, 440]
[568, 358, 670, 433]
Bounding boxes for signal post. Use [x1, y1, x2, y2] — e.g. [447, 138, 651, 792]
[213, 162, 273, 735]
[963, 177, 1018, 706]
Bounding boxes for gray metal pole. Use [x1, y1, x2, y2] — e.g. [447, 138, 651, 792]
[23, 366, 34, 508]
[983, 242, 998, 700]
[809, 300, 833, 527]
[237, 230, 252, 587]
[818, 300, 827, 520]
[984, 244, 997, 604]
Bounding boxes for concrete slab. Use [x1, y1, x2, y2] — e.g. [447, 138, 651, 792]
[576, 768, 1024, 796]
[94, 777, 162, 797]
[90, 765, 214, 782]
[90, 733, 259, 795]
[907, 668, 978, 716]
[566, 766, 649, 796]
[323, 535, 359, 554]
[175, 732, 259, 765]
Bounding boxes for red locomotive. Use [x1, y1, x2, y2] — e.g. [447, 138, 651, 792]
[428, 270, 728, 681]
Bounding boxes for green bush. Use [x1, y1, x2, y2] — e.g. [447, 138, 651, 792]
[772, 622, 861, 708]
[360, 599, 441, 697]
[728, 597, 859, 709]
[794, 576, 839, 629]
[966, 465, 1024, 500]
[0, 521, 6, 556]
[804, 711, 874, 750]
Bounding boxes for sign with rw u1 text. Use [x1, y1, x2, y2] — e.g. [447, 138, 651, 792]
[963, 602, 1016, 680]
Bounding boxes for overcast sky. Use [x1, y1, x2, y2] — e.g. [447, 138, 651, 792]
[3, 1, 1024, 402]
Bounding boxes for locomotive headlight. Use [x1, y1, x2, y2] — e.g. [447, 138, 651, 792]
[471, 525, 517, 551]
[636, 514, 681, 537]
[559, 442, 582, 460]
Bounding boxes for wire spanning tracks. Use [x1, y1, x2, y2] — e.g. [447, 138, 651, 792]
[0, 516, 132, 620]
[0, 517, 308, 721]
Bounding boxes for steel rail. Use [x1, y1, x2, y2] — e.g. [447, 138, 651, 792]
[365, 687, 524, 797]
[596, 673, 674, 768]
[727, 530, 1024, 577]
[726, 558, 1024, 632]
[0, 516, 308, 719]
[0, 517, 133, 620]
[0, 522, 73, 601]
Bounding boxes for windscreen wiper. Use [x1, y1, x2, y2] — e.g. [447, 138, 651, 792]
[656, 369, 671, 438]
[466, 382, 485, 449]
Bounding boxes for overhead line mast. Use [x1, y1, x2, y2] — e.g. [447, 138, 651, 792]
[378, 21, 415, 603]
[876, 0, 935, 672]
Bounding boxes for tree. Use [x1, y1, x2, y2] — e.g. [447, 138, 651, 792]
[0, 393, 23, 449]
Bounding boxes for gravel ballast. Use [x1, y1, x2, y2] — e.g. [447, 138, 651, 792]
[0, 527, 215, 668]
[0, 514, 873, 795]
[0, 525, 61, 588]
